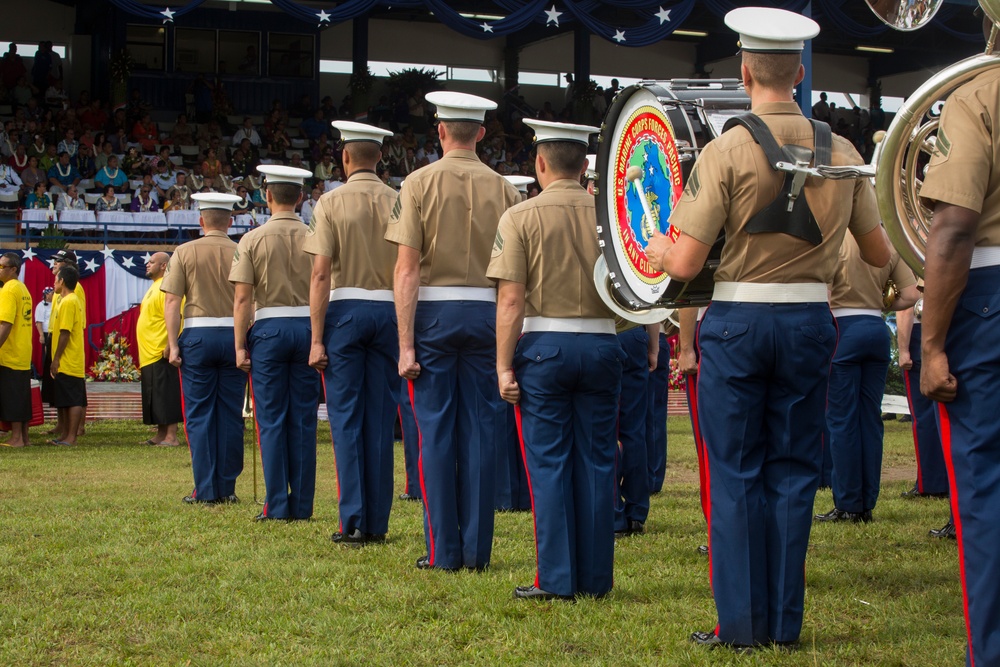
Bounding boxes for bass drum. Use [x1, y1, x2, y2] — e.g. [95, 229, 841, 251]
[595, 79, 749, 310]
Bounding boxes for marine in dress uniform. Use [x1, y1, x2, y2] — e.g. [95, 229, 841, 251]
[918, 24, 1000, 664]
[645, 7, 890, 648]
[678, 306, 710, 553]
[896, 291, 950, 499]
[0, 252, 34, 448]
[305, 122, 399, 542]
[647, 321, 674, 494]
[162, 192, 247, 505]
[614, 323, 657, 536]
[386, 92, 520, 571]
[489, 119, 623, 600]
[816, 236, 918, 523]
[397, 377, 422, 502]
[137, 252, 183, 447]
[231, 165, 320, 521]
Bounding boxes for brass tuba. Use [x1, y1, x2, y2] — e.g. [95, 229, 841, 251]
[870, 0, 1000, 276]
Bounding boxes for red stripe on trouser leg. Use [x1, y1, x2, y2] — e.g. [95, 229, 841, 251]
[409, 379, 435, 566]
[513, 402, 541, 589]
[903, 370, 924, 492]
[687, 373, 709, 521]
[178, 371, 195, 499]
[937, 403, 975, 667]
[398, 406, 408, 492]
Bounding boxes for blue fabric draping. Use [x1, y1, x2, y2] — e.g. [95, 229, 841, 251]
[108, 0, 211, 22]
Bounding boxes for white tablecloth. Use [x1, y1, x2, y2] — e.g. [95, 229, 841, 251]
[132, 211, 168, 232]
[232, 213, 267, 235]
[57, 209, 97, 231]
[166, 210, 200, 229]
[21, 209, 54, 229]
[96, 211, 133, 232]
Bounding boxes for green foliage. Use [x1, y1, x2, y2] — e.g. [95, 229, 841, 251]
[0, 418, 963, 665]
[348, 67, 375, 95]
[36, 225, 66, 250]
[387, 67, 444, 96]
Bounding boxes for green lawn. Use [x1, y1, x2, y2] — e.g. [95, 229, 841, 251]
[0, 418, 964, 665]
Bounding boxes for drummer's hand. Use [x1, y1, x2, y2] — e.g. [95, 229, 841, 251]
[645, 229, 674, 272]
[498, 369, 520, 405]
[679, 347, 698, 375]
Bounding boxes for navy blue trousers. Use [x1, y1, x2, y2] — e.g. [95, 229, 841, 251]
[647, 332, 670, 493]
[411, 300, 502, 570]
[615, 327, 650, 530]
[179, 326, 246, 501]
[698, 301, 835, 646]
[495, 403, 531, 511]
[828, 315, 890, 513]
[324, 300, 398, 537]
[936, 266, 1000, 667]
[515, 332, 623, 597]
[685, 353, 710, 522]
[248, 317, 320, 519]
[904, 323, 949, 495]
[398, 377, 421, 499]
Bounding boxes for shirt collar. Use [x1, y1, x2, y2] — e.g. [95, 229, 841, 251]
[204, 229, 229, 238]
[542, 178, 585, 193]
[443, 149, 480, 161]
[751, 101, 804, 116]
[347, 172, 382, 184]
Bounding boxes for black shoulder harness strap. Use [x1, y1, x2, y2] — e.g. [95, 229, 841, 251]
[721, 113, 830, 246]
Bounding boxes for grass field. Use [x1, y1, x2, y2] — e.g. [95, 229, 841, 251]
[1, 417, 964, 666]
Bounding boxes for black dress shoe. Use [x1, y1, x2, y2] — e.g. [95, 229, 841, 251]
[614, 520, 645, 538]
[690, 631, 753, 654]
[364, 533, 386, 543]
[399, 493, 422, 502]
[902, 485, 949, 499]
[331, 529, 365, 545]
[182, 494, 199, 504]
[415, 555, 432, 569]
[697, 544, 709, 556]
[929, 520, 957, 539]
[218, 494, 240, 504]
[814, 508, 873, 523]
[255, 513, 289, 522]
[182, 494, 220, 504]
[513, 585, 573, 601]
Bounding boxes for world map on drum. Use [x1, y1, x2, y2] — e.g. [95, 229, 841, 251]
[613, 107, 684, 282]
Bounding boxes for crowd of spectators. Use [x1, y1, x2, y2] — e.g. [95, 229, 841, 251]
[811, 91, 887, 163]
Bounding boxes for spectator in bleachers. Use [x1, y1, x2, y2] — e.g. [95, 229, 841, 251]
[300, 109, 328, 143]
[0, 120, 15, 158]
[57, 129, 78, 158]
[24, 98, 43, 125]
[299, 184, 322, 225]
[39, 144, 58, 173]
[313, 151, 336, 183]
[94, 184, 121, 212]
[1, 44, 25, 95]
[19, 155, 45, 192]
[11, 76, 32, 109]
[385, 134, 405, 171]
[201, 148, 222, 180]
[131, 184, 158, 212]
[94, 140, 112, 172]
[94, 154, 128, 193]
[195, 119, 222, 151]
[108, 126, 128, 155]
[106, 107, 128, 140]
[232, 117, 262, 147]
[132, 112, 159, 154]
[122, 147, 148, 179]
[72, 143, 95, 180]
[27, 134, 46, 161]
[233, 184, 251, 213]
[0, 162, 23, 199]
[266, 122, 290, 162]
[56, 184, 86, 211]
[170, 113, 195, 147]
[162, 187, 186, 212]
[126, 89, 151, 126]
[166, 172, 191, 208]
[400, 126, 418, 152]
[309, 133, 332, 164]
[230, 148, 252, 178]
[250, 182, 267, 212]
[288, 153, 306, 173]
[152, 160, 178, 200]
[44, 80, 68, 111]
[399, 147, 417, 177]
[31, 42, 51, 93]
[79, 99, 107, 133]
[8, 144, 28, 175]
[47, 151, 81, 195]
[237, 137, 260, 167]
[24, 181, 50, 209]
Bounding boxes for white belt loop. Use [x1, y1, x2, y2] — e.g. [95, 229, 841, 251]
[713, 282, 828, 304]
[255, 306, 310, 320]
[329, 288, 394, 302]
[184, 317, 235, 328]
[418, 286, 496, 302]
[521, 317, 616, 335]
[970, 246, 1000, 269]
[830, 308, 882, 319]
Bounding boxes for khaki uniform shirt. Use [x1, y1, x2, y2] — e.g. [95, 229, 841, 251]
[830, 232, 917, 310]
[385, 148, 520, 287]
[228, 211, 310, 308]
[920, 68, 1000, 246]
[670, 101, 880, 284]
[487, 179, 612, 319]
[160, 229, 238, 318]
[302, 172, 398, 290]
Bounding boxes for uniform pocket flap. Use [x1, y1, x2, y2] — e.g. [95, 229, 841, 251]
[959, 292, 1000, 320]
[702, 320, 750, 341]
[520, 345, 560, 363]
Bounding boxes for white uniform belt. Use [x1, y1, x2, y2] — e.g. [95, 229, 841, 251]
[418, 286, 496, 302]
[329, 288, 394, 302]
[970, 246, 1000, 269]
[713, 282, 828, 303]
[255, 306, 309, 320]
[522, 317, 615, 335]
[830, 308, 881, 319]
[184, 317, 234, 328]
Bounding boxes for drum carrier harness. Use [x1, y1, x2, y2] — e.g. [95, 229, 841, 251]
[722, 113, 832, 246]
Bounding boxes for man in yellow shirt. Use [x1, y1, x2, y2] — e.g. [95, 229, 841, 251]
[137, 252, 182, 447]
[48, 249, 86, 439]
[0, 252, 34, 448]
[50, 265, 86, 446]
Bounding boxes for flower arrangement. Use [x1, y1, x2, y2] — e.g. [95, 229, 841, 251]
[668, 358, 686, 392]
[88, 332, 140, 382]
